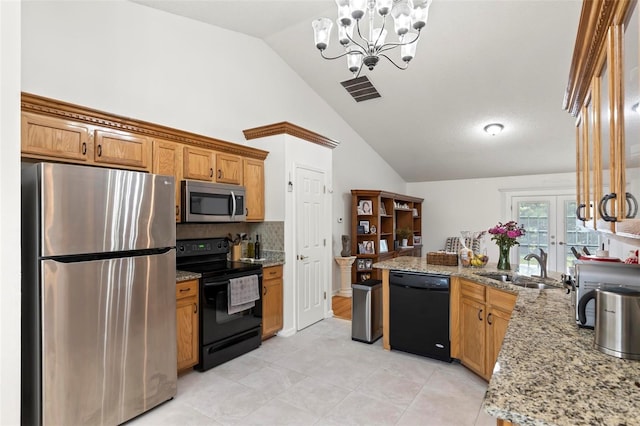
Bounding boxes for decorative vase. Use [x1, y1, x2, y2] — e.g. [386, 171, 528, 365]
[497, 244, 511, 270]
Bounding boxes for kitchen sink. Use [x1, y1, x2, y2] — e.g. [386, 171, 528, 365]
[474, 272, 511, 282]
[474, 272, 560, 290]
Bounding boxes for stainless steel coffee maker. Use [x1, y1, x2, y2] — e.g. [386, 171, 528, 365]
[578, 287, 640, 360]
[574, 261, 640, 328]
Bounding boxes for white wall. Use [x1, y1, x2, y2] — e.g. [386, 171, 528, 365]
[0, 0, 21, 423]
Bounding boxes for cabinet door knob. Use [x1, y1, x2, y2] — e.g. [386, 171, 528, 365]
[263, 287, 268, 296]
[487, 312, 493, 325]
[210, 168, 214, 178]
[97, 144, 102, 157]
[81, 142, 87, 155]
[176, 205, 180, 216]
[478, 308, 483, 321]
[218, 169, 222, 179]
[193, 303, 197, 314]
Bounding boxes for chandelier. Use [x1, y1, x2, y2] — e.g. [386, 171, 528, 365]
[312, 0, 432, 77]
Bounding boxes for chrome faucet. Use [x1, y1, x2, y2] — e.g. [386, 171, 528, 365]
[524, 248, 548, 279]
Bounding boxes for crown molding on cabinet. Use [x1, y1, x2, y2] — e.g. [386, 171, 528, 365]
[21, 92, 269, 160]
[563, 0, 627, 116]
[242, 122, 339, 149]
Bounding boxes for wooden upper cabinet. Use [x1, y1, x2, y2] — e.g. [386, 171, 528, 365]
[618, 2, 640, 237]
[94, 129, 151, 171]
[183, 146, 214, 181]
[152, 140, 182, 222]
[566, 0, 640, 239]
[216, 153, 243, 185]
[243, 158, 265, 221]
[21, 112, 91, 162]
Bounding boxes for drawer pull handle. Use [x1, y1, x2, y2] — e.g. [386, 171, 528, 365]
[218, 169, 222, 179]
[478, 308, 483, 321]
[194, 303, 198, 314]
[82, 142, 87, 155]
[487, 313, 493, 325]
[179, 288, 190, 292]
[176, 205, 180, 216]
[263, 287, 268, 296]
[210, 168, 214, 178]
[97, 144, 102, 157]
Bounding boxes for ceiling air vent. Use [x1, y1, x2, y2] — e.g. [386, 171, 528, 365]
[340, 76, 381, 102]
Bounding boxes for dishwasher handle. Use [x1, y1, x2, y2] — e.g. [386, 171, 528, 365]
[389, 271, 450, 290]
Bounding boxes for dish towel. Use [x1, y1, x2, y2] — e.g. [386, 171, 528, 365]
[228, 275, 260, 315]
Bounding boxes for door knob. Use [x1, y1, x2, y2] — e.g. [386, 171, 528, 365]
[297, 255, 308, 260]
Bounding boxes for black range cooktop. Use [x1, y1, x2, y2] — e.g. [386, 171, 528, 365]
[176, 237, 262, 279]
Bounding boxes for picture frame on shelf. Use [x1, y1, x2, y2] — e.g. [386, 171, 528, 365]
[369, 225, 376, 234]
[356, 258, 366, 270]
[359, 220, 370, 234]
[357, 225, 366, 235]
[380, 203, 387, 215]
[363, 240, 375, 254]
[360, 273, 371, 282]
[358, 242, 365, 254]
[380, 239, 388, 253]
[364, 259, 373, 269]
[413, 235, 422, 245]
[412, 208, 419, 217]
[357, 199, 373, 215]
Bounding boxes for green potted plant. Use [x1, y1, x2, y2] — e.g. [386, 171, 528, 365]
[396, 226, 413, 248]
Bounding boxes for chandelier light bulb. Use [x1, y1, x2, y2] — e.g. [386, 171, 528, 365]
[376, 0, 393, 16]
[349, 0, 367, 20]
[484, 123, 504, 136]
[312, 18, 333, 50]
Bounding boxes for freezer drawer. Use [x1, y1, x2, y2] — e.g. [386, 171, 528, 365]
[38, 250, 176, 425]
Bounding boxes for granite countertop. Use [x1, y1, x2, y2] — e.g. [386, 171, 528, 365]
[374, 257, 640, 426]
[372, 256, 563, 293]
[237, 258, 285, 268]
[176, 270, 201, 282]
[483, 287, 640, 426]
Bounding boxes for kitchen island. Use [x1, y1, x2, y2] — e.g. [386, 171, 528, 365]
[373, 257, 640, 426]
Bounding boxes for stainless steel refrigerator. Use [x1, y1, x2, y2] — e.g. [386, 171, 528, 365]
[21, 163, 177, 425]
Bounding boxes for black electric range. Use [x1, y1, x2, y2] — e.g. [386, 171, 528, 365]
[176, 237, 263, 371]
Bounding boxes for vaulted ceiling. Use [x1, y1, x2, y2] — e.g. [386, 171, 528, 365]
[132, 0, 582, 182]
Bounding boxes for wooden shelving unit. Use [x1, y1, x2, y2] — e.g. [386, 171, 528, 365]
[350, 190, 424, 283]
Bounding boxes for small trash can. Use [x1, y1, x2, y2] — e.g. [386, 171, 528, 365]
[351, 279, 382, 343]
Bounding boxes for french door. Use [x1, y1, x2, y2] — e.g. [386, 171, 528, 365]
[512, 195, 599, 274]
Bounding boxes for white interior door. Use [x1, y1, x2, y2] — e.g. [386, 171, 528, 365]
[296, 166, 325, 330]
[513, 195, 599, 274]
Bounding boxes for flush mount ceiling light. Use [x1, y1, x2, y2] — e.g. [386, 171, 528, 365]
[311, 0, 432, 78]
[484, 123, 504, 136]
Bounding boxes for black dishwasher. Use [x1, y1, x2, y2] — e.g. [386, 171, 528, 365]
[389, 270, 451, 362]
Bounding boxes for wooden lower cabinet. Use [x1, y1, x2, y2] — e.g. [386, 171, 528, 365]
[176, 279, 199, 372]
[262, 265, 283, 339]
[455, 278, 516, 381]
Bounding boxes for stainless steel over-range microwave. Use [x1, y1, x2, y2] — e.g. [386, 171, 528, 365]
[181, 180, 246, 222]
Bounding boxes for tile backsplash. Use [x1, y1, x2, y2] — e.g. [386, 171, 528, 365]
[176, 221, 284, 252]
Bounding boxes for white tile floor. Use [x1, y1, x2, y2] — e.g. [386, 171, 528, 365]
[129, 318, 498, 426]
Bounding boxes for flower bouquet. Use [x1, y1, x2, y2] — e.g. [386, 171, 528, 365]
[488, 221, 525, 270]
